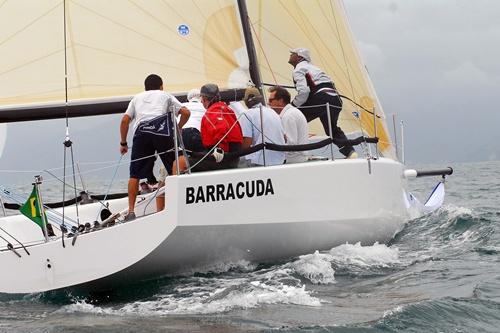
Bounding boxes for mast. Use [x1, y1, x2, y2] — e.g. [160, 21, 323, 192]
[237, 0, 263, 93]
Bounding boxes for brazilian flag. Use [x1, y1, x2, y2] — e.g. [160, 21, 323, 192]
[19, 185, 47, 230]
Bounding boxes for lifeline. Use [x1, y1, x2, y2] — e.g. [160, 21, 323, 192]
[186, 178, 274, 204]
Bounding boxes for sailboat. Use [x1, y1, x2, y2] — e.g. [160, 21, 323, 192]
[0, 0, 452, 294]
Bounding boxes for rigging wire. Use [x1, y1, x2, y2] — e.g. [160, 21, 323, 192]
[76, 163, 87, 194]
[62, 0, 80, 245]
[61, 0, 69, 246]
[249, 19, 278, 85]
[62, 131, 67, 246]
[69, 142, 81, 229]
[95, 155, 123, 222]
[331, 0, 356, 105]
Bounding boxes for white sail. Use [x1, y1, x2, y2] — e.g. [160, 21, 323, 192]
[0, 0, 250, 109]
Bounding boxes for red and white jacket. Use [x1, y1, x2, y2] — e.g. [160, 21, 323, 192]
[292, 60, 337, 107]
[200, 101, 243, 152]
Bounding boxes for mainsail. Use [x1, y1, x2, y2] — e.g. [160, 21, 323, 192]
[0, 0, 250, 120]
[0, 0, 395, 158]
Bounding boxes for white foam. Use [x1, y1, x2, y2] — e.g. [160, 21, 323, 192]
[440, 204, 474, 228]
[449, 229, 479, 247]
[328, 242, 400, 268]
[179, 259, 257, 275]
[58, 244, 403, 316]
[382, 305, 405, 318]
[59, 272, 321, 316]
[287, 243, 401, 283]
[290, 251, 336, 284]
[60, 300, 112, 315]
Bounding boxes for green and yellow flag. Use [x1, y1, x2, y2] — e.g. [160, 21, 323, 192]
[19, 185, 46, 229]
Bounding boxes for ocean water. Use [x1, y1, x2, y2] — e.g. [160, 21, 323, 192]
[1, 161, 499, 332]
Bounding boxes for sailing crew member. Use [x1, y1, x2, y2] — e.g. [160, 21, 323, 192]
[267, 85, 309, 163]
[180, 88, 206, 154]
[239, 87, 285, 166]
[155, 88, 206, 211]
[191, 83, 243, 171]
[288, 48, 357, 159]
[120, 74, 190, 220]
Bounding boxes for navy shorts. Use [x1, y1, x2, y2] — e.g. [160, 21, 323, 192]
[181, 127, 204, 153]
[130, 131, 180, 179]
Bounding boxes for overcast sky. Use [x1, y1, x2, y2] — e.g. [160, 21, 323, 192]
[344, 0, 500, 163]
[1, 1, 499, 186]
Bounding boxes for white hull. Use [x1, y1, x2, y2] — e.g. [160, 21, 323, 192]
[0, 158, 409, 294]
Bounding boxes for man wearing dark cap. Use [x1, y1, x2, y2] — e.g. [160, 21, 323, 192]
[120, 74, 190, 219]
[289, 48, 357, 159]
[190, 83, 243, 171]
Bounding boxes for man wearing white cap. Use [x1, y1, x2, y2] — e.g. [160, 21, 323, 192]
[288, 48, 356, 158]
[180, 88, 206, 153]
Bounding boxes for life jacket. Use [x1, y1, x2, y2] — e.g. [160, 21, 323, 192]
[200, 101, 243, 152]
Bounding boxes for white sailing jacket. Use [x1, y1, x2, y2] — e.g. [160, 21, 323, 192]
[291, 60, 336, 107]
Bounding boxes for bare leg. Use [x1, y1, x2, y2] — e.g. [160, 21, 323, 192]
[128, 177, 139, 213]
[156, 181, 165, 212]
[156, 156, 188, 212]
[172, 156, 187, 175]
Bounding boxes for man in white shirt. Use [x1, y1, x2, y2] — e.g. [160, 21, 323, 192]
[267, 86, 309, 163]
[239, 87, 285, 166]
[119, 74, 190, 219]
[180, 88, 206, 153]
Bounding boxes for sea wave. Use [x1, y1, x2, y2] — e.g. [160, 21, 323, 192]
[390, 201, 493, 266]
[57, 242, 403, 315]
[286, 242, 402, 283]
[375, 297, 500, 333]
[60, 277, 320, 316]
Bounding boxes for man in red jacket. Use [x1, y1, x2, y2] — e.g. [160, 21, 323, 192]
[191, 83, 243, 171]
[156, 84, 242, 210]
